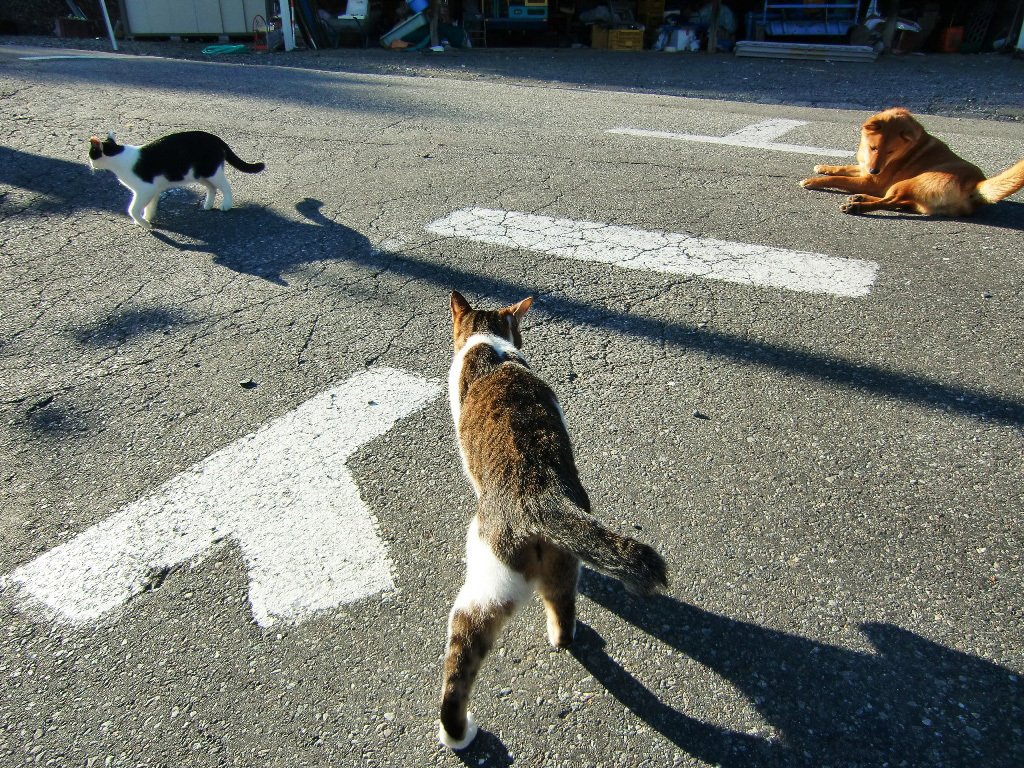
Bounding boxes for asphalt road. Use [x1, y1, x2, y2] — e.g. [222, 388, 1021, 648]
[1, 44, 1022, 768]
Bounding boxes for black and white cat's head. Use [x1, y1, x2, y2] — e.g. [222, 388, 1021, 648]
[450, 291, 533, 353]
[88, 132, 125, 170]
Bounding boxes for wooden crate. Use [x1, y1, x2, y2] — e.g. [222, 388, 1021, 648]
[54, 17, 101, 38]
[591, 26, 644, 49]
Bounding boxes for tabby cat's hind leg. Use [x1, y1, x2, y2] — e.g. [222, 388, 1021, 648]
[439, 517, 528, 750]
[538, 545, 580, 649]
[439, 601, 516, 749]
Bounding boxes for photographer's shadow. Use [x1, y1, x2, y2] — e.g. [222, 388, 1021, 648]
[572, 571, 1022, 767]
[152, 196, 368, 286]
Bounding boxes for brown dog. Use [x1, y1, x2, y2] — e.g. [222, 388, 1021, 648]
[800, 107, 1024, 216]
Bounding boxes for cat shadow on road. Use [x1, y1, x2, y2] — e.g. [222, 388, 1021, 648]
[151, 196, 368, 286]
[447, 728, 514, 768]
[0, 145, 367, 287]
[570, 571, 1022, 768]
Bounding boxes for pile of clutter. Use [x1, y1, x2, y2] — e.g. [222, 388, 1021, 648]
[651, 2, 736, 52]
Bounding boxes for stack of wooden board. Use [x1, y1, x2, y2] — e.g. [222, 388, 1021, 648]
[734, 40, 877, 61]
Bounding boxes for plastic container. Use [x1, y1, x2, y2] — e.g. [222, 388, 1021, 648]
[940, 26, 963, 53]
[380, 11, 428, 46]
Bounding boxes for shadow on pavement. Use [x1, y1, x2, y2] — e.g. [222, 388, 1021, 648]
[73, 306, 192, 347]
[0, 145, 121, 216]
[5, 49, 458, 119]
[150, 197, 1024, 427]
[4, 143, 1022, 427]
[571, 571, 1022, 768]
[6, 39, 1024, 118]
[152, 197, 372, 286]
[451, 728, 514, 767]
[803, 187, 1024, 230]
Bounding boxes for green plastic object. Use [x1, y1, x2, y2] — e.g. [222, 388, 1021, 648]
[202, 44, 248, 54]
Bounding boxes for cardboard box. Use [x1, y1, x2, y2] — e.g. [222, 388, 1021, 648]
[591, 27, 644, 50]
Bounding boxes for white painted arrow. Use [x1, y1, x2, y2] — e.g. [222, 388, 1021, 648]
[2, 367, 442, 628]
[608, 119, 855, 157]
[428, 208, 878, 297]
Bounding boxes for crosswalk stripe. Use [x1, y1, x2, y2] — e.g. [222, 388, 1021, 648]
[428, 208, 878, 297]
[607, 119, 855, 157]
[2, 367, 442, 628]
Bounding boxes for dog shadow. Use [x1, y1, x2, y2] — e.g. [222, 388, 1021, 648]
[805, 188, 1024, 230]
[570, 570, 1022, 767]
[970, 199, 1024, 230]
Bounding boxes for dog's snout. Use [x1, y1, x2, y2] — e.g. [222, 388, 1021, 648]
[868, 167, 880, 175]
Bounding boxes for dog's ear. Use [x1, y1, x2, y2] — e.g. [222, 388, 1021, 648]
[890, 111, 923, 144]
[898, 122, 922, 144]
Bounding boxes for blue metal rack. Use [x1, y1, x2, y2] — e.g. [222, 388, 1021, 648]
[760, 1, 861, 36]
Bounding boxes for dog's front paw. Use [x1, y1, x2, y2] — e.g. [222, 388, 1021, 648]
[799, 178, 815, 189]
[813, 164, 827, 174]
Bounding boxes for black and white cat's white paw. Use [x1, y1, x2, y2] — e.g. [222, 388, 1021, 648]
[438, 712, 478, 750]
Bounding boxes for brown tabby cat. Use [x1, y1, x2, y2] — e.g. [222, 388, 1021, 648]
[439, 290, 669, 749]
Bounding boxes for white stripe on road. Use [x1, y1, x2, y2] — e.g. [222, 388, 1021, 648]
[2, 367, 442, 628]
[428, 208, 877, 297]
[608, 119, 855, 157]
[20, 55, 127, 61]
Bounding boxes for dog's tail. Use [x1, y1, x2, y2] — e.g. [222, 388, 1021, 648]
[528, 490, 668, 597]
[221, 140, 266, 174]
[976, 158, 1024, 203]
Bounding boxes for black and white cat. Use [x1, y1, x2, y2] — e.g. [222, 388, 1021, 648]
[439, 291, 669, 750]
[88, 131, 265, 228]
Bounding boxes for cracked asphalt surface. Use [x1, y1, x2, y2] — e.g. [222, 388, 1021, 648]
[1, 38, 1022, 767]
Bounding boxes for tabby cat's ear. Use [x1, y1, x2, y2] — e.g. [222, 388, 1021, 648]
[505, 297, 533, 319]
[451, 291, 472, 319]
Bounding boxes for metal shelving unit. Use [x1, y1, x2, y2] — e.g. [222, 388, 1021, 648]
[760, 1, 861, 37]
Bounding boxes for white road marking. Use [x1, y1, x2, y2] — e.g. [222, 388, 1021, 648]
[608, 119, 855, 157]
[2, 367, 442, 628]
[19, 55, 127, 61]
[428, 208, 878, 297]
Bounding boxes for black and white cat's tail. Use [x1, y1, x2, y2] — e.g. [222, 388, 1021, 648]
[220, 140, 265, 174]
[530, 493, 668, 597]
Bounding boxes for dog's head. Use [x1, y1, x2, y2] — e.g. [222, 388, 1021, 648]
[857, 108, 924, 175]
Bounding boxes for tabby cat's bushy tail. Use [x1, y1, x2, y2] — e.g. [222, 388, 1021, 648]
[530, 493, 668, 596]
